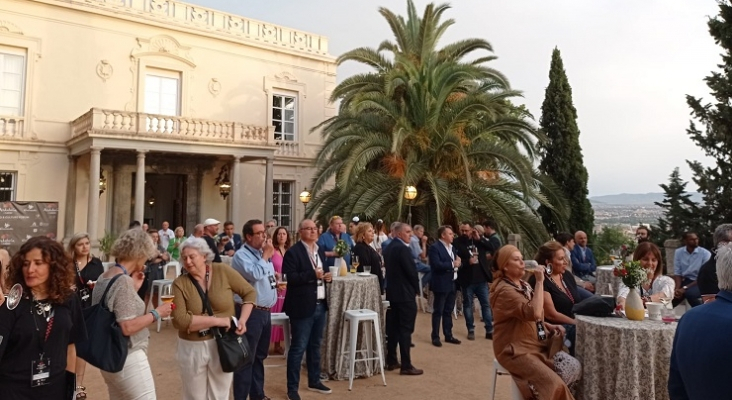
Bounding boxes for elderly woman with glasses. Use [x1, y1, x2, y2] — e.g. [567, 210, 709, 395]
[172, 238, 256, 400]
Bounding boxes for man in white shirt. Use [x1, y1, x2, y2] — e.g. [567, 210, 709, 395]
[158, 221, 174, 250]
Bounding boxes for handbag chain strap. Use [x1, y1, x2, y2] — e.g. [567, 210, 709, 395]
[188, 272, 223, 339]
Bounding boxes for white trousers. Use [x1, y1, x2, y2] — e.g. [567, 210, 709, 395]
[176, 337, 232, 400]
[100, 349, 157, 400]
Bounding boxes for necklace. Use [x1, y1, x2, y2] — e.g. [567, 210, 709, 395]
[34, 299, 53, 321]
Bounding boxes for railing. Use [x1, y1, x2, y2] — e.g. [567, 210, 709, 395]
[275, 140, 300, 157]
[54, 0, 329, 56]
[71, 108, 271, 145]
[0, 115, 25, 139]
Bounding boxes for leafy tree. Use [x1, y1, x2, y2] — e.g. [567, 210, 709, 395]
[306, 1, 569, 252]
[686, 0, 732, 247]
[593, 225, 635, 265]
[537, 48, 594, 236]
[652, 168, 703, 247]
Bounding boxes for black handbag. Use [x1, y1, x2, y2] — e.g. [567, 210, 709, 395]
[76, 274, 129, 372]
[572, 294, 616, 317]
[189, 274, 253, 372]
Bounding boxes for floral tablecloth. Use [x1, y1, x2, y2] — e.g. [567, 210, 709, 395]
[323, 274, 384, 380]
[595, 266, 620, 297]
[576, 315, 677, 400]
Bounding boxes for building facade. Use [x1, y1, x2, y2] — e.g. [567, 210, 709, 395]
[0, 0, 336, 245]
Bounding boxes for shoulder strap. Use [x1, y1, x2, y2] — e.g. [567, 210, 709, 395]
[188, 273, 215, 317]
[100, 273, 124, 305]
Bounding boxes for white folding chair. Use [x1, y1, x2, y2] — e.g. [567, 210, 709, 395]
[491, 359, 523, 400]
[417, 272, 427, 312]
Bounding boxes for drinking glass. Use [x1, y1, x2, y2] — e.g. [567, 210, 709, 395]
[661, 305, 676, 324]
[161, 285, 174, 304]
[363, 265, 371, 274]
[351, 255, 359, 274]
[277, 274, 287, 299]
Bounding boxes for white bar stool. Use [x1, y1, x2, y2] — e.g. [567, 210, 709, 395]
[491, 358, 522, 400]
[270, 313, 291, 359]
[417, 272, 427, 312]
[337, 309, 386, 391]
[148, 279, 173, 332]
[164, 261, 182, 279]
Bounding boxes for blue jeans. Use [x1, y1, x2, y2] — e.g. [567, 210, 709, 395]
[416, 261, 431, 288]
[286, 302, 327, 394]
[576, 286, 594, 301]
[233, 307, 271, 400]
[462, 283, 493, 334]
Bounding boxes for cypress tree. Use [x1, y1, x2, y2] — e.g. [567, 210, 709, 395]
[686, 1, 732, 247]
[537, 48, 594, 235]
[652, 168, 703, 247]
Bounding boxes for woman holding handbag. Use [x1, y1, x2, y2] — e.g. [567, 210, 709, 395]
[172, 237, 256, 400]
[0, 236, 87, 400]
[91, 228, 173, 400]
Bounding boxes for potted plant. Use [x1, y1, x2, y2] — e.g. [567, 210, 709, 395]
[98, 230, 116, 262]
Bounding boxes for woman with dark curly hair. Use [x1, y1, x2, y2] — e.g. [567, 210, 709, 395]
[0, 236, 87, 400]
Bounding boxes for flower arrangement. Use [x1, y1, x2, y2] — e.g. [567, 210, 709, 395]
[613, 260, 648, 289]
[333, 239, 349, 257]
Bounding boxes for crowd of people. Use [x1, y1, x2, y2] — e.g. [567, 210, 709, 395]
[1, 215, 731, 400]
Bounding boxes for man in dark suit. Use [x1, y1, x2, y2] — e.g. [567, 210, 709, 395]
[454, 222, 495, 340]
[383, 222, 423, 376]
[669, 244, 732, 399]
[218, 220, 243, 256]
[427, 225, 461, 347]
[282, 219, 333, 400]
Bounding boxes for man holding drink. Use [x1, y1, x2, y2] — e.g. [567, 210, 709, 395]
[231, 219, 279, 400]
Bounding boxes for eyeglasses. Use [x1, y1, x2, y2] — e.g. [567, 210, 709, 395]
[253, 231, 266, 236]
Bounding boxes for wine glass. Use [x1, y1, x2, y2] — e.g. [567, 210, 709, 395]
[351, 255, 359, 274]
[161, 285, 174, 304]
[277, 274, 287, 299]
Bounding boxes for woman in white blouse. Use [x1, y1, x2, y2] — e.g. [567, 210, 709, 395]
[617, 241, 675, 309]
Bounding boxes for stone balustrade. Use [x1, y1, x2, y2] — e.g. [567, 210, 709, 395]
[52, 0, 329, 57]
[275, 140, 300, 156]
[0, 115, 25, 139]
[71, 108, 271, 145]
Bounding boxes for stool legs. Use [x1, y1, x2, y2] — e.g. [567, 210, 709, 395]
[348, 317, 359, 391]
[372, 317, 386, 387]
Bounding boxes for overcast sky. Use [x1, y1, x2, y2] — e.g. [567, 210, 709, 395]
[193, 0, 722, 196]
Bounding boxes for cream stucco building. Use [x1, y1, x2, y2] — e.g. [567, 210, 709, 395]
[0, 0, 336, 245]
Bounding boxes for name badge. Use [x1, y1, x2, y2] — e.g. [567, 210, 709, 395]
[317, 284, 325, 299]
[79, 288, 90, 302]
[268, 275, 276, 290]
[31, 357, 51, 387]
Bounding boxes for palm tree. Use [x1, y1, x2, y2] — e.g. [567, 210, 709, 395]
[307, 0, 568, 252]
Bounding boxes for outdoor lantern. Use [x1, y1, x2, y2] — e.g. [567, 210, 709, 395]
[98, 169, 107, 197]
[404, 185, 418, 200]
[215, 165, 232, 200]
[147, 196, 155, 206]
[300, 188, 312, 205]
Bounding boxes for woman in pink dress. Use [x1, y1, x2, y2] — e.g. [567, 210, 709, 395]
[271, 226, 291, 354]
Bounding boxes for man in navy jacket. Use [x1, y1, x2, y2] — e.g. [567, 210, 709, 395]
[570, 231, 596, 282]
[669, 244, 732, 399]
[427, 225, 461, 347]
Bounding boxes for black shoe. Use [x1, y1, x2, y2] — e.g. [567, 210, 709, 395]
[307, 382, 332, 394]
[400, 366, 424, 375]
[287, 392, 301, 400]
[445, 337, 461, 344]
[385, 361, 401, 371]
[486, 332, 493, 340]
[410, 343, 415, 348]
[467, 331, 475, 341]
[432, 338, 442, 347]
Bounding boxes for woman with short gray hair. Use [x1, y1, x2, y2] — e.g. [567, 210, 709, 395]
[172, 237, 256, 400]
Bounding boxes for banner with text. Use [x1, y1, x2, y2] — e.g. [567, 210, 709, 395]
[0, 201, 59, 254]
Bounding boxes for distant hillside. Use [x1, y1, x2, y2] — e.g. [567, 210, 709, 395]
[590, 192, 704, 205]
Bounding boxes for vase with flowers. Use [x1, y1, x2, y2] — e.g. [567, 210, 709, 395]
[613, 260, 649, 321]
[334, 239, 350, 276]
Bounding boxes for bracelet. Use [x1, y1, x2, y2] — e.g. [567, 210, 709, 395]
[150, 309, 160, 322]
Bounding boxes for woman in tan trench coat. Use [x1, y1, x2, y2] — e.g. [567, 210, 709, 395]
[489, 245, 580, 400]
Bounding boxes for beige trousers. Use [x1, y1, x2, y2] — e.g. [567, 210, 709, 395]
[176, 337, 232, 400]
[100, 349, 156, 400]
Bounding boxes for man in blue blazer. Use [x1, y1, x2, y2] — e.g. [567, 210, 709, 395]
[570, 231, 596, 282]
[427, 225, 462, 347]
[669, 244, 732, 399]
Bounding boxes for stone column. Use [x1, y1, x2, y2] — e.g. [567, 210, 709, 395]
[230, 156, 242, 227]
[63, 155, 78, 244]
[264, 157, 274, 222]
[134, 150, 147, 223]
[664, 239, 681, 275]
[508, 234, 521, 248]
[87, 148, 102, 245]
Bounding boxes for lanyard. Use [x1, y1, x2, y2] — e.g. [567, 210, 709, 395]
[203, 264, 210, 293]
[75, 256, 90, 285]
[503, 278, 533, 301]
[114, 263, 129, 275]
[245, 245, 262, 260]
[31, 299, 54, 359]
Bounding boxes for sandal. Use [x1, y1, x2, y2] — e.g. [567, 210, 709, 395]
[75, 386, 87, 400]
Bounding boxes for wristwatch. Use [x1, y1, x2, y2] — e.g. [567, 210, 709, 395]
[682, 285, 688, 290]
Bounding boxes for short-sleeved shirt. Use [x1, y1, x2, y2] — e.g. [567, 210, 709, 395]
[674, 246, 712, 281]
[92, 273, 149, 353]
[0, 294, 86, 399]
[529, 271, 579, 322]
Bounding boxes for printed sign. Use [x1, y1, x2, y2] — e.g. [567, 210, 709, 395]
[0, 202, 59, 254]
